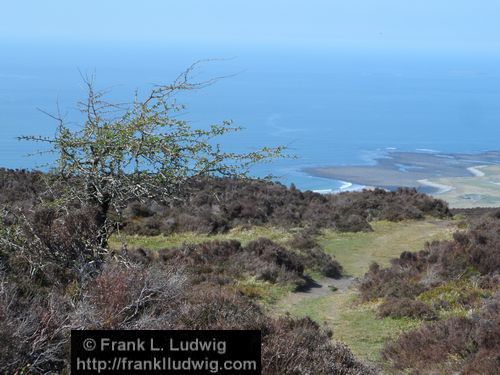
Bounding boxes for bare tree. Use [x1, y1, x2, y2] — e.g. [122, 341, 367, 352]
[20, 62, 284, 249]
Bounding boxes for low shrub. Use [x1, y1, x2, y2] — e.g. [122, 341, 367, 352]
[262, 317, 377, 375]
[117, 179, 451, 235]
[158, 238, 307, 287]
[0, 206, 103, 288]
[359, 262, 424, 301]
[382, 294, 500, 374]
[378, 297, 437, 320]
[417, 279, 491, 311]
[288, 230, 343, 278]
[0, 259, 377, 374]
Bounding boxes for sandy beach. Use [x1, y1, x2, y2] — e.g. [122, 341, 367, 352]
[417, 179, 454, 194]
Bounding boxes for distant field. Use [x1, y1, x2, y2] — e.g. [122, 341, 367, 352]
[428, 165, 500, 208]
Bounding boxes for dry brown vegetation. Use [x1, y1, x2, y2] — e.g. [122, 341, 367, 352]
[0, 168, 462, 373]
[1, 168, 451, 236]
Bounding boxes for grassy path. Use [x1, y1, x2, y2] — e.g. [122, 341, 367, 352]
[273, 219, 458, 365]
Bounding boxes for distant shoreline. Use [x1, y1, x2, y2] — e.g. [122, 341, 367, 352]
[417, 179, 454, 194]
[303, 150, 500, 197]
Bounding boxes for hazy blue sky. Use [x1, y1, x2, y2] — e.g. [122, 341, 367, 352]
[1, 1, 499, 53]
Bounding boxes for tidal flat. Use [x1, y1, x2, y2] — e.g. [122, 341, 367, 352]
[304, 151, 500, 207]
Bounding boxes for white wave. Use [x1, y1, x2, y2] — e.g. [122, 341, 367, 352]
[339, 181, 353, 190]
[313, 189, 334, 194]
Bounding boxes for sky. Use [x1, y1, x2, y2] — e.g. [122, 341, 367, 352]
[1, 1, 500, 53]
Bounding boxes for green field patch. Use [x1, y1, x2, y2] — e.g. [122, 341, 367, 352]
[281, 291, 421, 364]
[232, 277, 294, 306]
[319, 219, 456, 277]
[110, 225, 295, 251]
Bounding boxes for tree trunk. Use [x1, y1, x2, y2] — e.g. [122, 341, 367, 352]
[95, 198, 110, 250]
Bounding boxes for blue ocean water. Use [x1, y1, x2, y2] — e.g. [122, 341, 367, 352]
[2, 41, 500, 191]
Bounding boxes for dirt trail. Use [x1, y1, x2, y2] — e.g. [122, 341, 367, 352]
[273, 276, 356, 318]
[271, 219, 458, 364]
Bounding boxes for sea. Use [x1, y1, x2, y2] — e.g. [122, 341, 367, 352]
[2, 41, 500, 192]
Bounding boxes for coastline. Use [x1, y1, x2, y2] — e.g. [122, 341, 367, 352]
[417, 179, 454, 194]
[303, 150, 500, 191]
[301, 150, 500, 207]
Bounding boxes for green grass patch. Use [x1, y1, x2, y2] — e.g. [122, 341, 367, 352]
[233, 277, 294, 306]
[319, 219, 457, 277]
[282, 291, 421, 364]
[331, 301, 421, 364]
[110, 225, 295, 251]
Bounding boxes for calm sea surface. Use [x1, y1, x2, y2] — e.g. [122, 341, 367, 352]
[2, 41, 500, 191]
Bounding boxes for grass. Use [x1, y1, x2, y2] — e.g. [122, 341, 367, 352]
[112, 218, 459, 366]
[281, 290, 421, 363]
[232, 277, 295, 306]
[319, 219, 457, 277]
[110, 225, 295, 251]
[275, 218, 458, 365]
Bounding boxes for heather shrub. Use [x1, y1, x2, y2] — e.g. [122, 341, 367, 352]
[0, 273, 70, 374]
[262, 317, 377, 375]
[118, 177, 450, 235]
[383, 316, 475, 373]
[0, 257, 377, 374]
[360, 212, 500, 304]
[158, 238, 309, 287]
[378, 297, 437, 320]
[382, 294, 500, 374]
[176, 285, 264, 330]
[335, 214, 372, 232]
[0, 169, 452, 235]
[359, 262, 424, 301]
[287, 230, 343, 278]
[0, 206, 103, 288]
[73, 262, 186, 330]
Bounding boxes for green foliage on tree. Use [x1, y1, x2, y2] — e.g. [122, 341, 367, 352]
[21, 63, 284, 247]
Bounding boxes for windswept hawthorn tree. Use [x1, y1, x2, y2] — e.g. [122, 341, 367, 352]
[20, 63, 284, 250]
